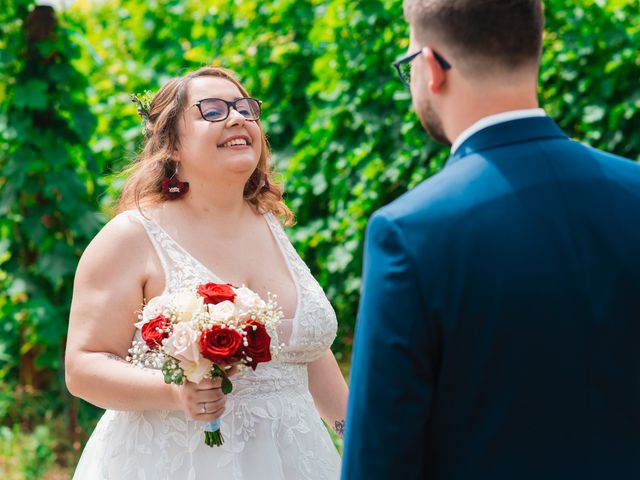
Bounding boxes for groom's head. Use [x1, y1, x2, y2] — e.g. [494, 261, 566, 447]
[402, 0, 544, 144]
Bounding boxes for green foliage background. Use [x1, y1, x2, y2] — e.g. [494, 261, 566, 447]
[1, 0, 639, 476]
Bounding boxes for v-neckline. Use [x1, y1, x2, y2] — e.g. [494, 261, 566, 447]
[146, 211, 301, 326]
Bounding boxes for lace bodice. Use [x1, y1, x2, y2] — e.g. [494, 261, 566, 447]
[125, 209, 337, 365]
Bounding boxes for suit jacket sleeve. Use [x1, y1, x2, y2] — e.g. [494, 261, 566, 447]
[342, 211, 436, 479]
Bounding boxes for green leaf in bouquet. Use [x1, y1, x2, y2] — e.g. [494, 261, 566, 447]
[221, 376, 233, 395]
[211, 364, 233, 394]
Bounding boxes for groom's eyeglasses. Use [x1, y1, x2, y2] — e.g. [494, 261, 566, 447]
[392, 48, 452, 87]
[193, 97, 262, 122]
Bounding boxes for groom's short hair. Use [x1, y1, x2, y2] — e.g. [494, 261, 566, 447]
[404, 0, 544, 75]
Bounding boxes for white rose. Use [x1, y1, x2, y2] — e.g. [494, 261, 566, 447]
[163, 322, 201, 364]
[208, 300, 237, 324]
[234, 286, 266, 319]
[171, 291, 204, 322]
[181, 357, 212, 383]
[142, 295, 170, 322]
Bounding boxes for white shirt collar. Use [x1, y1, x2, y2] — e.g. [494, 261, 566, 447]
[450, 108, 547, 154]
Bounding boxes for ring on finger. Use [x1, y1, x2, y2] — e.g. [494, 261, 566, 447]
[201, 402, 208, 414]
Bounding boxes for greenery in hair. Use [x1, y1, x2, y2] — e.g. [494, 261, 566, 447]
[130, 89, 154, 123]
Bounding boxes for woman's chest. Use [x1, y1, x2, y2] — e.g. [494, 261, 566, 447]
[154, 215, 295, 317]
[195, 235, 298, 319]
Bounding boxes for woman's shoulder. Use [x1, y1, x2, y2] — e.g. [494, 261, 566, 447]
[112, 205, 162, 224]
[104, 209, 154, 241]
[78, 208, 157, 269]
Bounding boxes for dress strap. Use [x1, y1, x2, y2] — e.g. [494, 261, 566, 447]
[118, 209, 224, 293]
[264, 212, 310, 275]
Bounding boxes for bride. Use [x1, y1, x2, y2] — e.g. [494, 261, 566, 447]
[65, 66, 348, 479]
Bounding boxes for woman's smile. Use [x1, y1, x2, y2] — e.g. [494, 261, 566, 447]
[217, 134, 252, 149]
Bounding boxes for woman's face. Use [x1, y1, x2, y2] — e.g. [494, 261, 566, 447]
[176, 76, 262, 182]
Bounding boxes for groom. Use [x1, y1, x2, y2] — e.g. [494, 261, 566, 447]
[342, 1, 640, 479]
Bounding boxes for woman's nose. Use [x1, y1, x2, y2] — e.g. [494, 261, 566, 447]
[226, 108, 246, 127]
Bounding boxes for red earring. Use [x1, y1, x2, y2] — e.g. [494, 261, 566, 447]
[162, 163, 189, 200]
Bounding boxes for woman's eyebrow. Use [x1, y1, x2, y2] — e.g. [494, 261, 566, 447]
[195, 95, 244, 101]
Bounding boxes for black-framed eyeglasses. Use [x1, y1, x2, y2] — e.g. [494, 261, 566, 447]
[193, 97, 262, 122]
[392, 48, 452, 87]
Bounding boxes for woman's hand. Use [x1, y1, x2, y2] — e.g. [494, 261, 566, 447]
[175, 366, 238, 422]
[176, 377, 227, 422]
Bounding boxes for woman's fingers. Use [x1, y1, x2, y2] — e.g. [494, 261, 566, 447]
[178, 371, 236, 420]
[198, 400, 226, 416]
[194, 377, 223, 390]
[196, 391, 226, 407]
[184, 385, 227, 420]
[197, 405, 226, 422]
[190, 398, 226, 421]
[180, 380, 222, 401]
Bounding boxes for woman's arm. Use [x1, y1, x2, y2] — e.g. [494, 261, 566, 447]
[64, 214, 226, 420]
[307, 349, 349, 437]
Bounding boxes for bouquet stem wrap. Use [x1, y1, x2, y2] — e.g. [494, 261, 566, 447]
[202, 365, 233, 447]
[204, 418, 223, 447]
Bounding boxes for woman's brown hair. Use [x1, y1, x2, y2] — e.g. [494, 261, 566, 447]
[116, 66, 294, 225]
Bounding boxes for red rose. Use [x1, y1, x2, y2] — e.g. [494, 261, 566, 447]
[199, 325, 243, 365]
[141, 314, 171, 349]
[242, 320, 272, 370]
[197, 283, 236, 305]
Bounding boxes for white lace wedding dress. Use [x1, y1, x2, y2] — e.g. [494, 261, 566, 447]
[72, 210, 341, 480]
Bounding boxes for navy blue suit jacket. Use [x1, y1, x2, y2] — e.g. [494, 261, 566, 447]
[342, 117, 640, 479]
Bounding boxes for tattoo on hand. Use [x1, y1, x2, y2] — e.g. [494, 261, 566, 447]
[334, 419, 345, 438]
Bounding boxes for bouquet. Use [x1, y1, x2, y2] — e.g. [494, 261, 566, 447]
[127, 282, 282, 446]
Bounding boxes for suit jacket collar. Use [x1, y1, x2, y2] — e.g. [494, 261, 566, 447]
[446, 116, 568, 168]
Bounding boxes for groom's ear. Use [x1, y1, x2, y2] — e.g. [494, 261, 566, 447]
[422, 46, 447, 94]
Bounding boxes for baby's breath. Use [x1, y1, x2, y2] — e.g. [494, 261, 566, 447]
[161, 357, 185, 385]
[126, 340, 165, 369]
